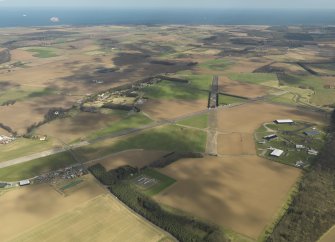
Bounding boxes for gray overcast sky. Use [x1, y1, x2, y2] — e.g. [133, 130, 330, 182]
[0, 0, 334, 9]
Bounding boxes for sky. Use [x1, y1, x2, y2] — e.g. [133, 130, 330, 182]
[0, 0, 334, 9]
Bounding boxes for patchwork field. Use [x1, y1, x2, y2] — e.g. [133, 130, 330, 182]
[0, 95, 78, 134]
[1, 175, 171, 242]
[155, 155, 301, 239]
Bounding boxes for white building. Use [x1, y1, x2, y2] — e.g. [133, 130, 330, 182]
[270, 149, 284, 157]
[296, 144, 305, 149]
[275, 119, 294, 124]
[19, 180, 31, 186]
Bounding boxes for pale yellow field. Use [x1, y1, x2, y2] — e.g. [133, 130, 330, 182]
[1, 174, 170, 242]
[8, 194, 172, 242]
[155, 155, 301, 239]
[318, 225, 335, 242]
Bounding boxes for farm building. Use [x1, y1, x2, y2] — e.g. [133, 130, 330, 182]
[274, 119, 294, 124]
[270, 149, 284, 157]
[263, 134, 277, 141]
[304, 130, 320, 136]
[296, 144, 305, 149]
[19, 180, 31, 186]
[308, 149, 319, 156]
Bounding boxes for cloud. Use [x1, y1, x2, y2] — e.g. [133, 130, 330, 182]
[50, 17, 60, 23]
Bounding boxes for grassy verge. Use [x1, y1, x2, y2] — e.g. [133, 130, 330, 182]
[177, 113, 208, 129]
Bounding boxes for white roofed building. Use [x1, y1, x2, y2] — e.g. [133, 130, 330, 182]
[270, 149, 284, 157]
[19, 180, 30, 186]
[275, 119, 294, 124]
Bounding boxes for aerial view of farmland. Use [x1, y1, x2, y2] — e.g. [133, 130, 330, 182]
[1, 1, 335, 242]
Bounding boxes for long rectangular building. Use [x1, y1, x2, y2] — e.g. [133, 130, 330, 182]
[274, 119, 294, 124]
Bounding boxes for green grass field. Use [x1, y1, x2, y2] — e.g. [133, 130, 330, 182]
[80, 125, 207, 160]
[227, 73, 278, 84]
[26, 47, 58, 58]
[0, 151, 76, 181]
[142, 80, 208, 100]
[0, 138, 55, 163]
[278, 74, 335, 106]
[134, 168, 176, 196]
[177, 113, 208, 129]
[88, 113, 153, 140]
[269, 93, 298, 106]
[219, 94, 246, 105]
[200, 59, 232, 71]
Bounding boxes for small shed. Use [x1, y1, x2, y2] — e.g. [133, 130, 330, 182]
[19, 180, 31, 186]
[263, 134, 278, 141]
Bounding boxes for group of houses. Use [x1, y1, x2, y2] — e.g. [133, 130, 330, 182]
[0, 135, 15, 145]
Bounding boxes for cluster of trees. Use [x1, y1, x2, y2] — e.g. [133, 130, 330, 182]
[26, 107, 69, 134]
[111, 182, 227, 242]
[0, 48, 10, 64]
[0, 100, 16, 106]
[268, 109, 335, 242]
[0, 123, 17, 136]
[149, 152, 203, 168]
[88, 164, 138, 185]
[89, 163, 228, 242]
[101, 103, 140, 112]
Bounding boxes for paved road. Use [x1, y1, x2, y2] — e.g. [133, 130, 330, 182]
[206, 109, 218, 155]
[0, 109, 211, 169]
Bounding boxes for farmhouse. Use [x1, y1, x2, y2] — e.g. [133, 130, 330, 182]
[270, 149, 284, 157]
[274, 119, 294, 124]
